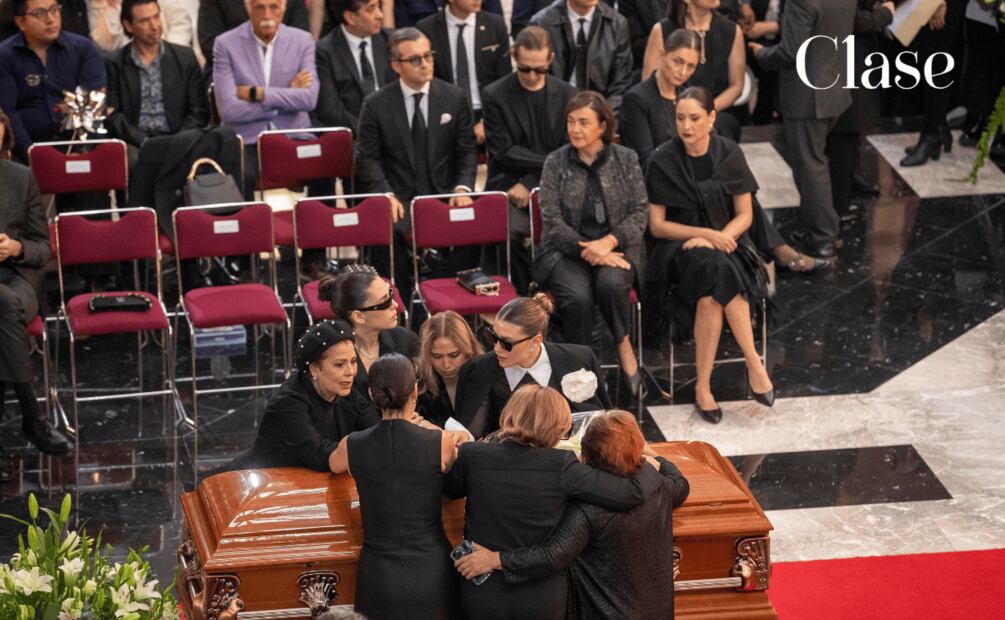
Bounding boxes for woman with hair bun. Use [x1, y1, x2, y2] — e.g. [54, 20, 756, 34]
[328, 353, 467, 620]
[453, 294, 611, 439]
[416, 311, 484, 428]
[317, 266, 419, 404]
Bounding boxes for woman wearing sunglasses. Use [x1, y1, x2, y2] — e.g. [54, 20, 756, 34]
[318, 267, 420, 410]
[444, 386, 665, 620]
[534, 91, 648, 399]
[453, 294, 611, 439]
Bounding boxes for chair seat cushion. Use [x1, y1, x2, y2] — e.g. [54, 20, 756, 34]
[419, 277, 517, 315]
[159, 233, 175, 255]
[629, 288, 638, 304]
[302, 277, 405, 321]
[66, 291, 168, 336]
[274, 211, 294, 246]
[184, 284, 287, 328]
[26, 315, 44, 337]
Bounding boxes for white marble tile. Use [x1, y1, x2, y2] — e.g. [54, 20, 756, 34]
[875, 309, 1005, 395]
[740, 142, 801, 209]
[867, 131, 1005, 198]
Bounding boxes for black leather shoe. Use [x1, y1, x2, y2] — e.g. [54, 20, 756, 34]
[750, 385, 776, 408]
[905, 125, 951, 155]
[900, 135, 943, 167]
[694, 404, 722, 424]
[785, 252, 834, 277]
[23, 420, 74, 455]
[851, 171, 879, 197]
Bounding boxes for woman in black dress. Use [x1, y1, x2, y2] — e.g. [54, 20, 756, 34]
[624, 30, 832, 275]
[645, 87, 774, 424]
[456, 410, 691, 620]
[416, 311, 483, 428]
[453, 294, 612, 439]
[329, 353, 467, 620]
[445, 385, 666, 620]
[245, 320, 379, 471]
[641, 0, 746, 141]
[318, 267, 419, 401]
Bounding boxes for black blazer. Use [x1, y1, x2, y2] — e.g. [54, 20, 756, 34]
[619, 74, 676, 165]
[529, 0, 634, 111]
[482, 73, 577, 192]
[247, 373, 380, 471]
[0, 160, 49, 297]
[453, 342, 612, 438]
[198, 0, 309, 69]
[315, 26, 395, 133]
[416, 9, 511, 97]
[105, 42, 209, 148]
[356, 78, 478, 201]
[352, 326, 421, 405]
[416, 375, 456, 428]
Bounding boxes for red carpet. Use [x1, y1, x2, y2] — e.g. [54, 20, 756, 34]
[768, 549, 1005, 619]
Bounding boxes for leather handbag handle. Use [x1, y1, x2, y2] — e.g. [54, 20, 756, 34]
[187, 157, 225, 180]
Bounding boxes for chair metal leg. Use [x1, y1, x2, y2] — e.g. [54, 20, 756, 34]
[189, 327, 199, 484]
[69, 333, 80, 502]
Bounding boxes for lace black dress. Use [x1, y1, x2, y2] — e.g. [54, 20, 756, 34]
[348, 419, 459, 620]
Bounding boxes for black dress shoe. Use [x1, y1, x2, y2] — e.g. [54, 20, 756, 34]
[750, 385, 776, 407]
[851, 171, 879, 197]
[900, 135, 943, 167]
[694, 404, 722, 424]
[785, 253, 834, 277]
[23, 420, 75, 455]
[905, 125, 952, 155]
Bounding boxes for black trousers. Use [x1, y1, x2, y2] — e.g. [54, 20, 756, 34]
[782, 116, 842, 245]
[545, 256, 634, 346]
[826, 132, 859, 218]
[0, 268, 38, 384]
[508, 202, 532, 295]
[916, 0, 967, 134]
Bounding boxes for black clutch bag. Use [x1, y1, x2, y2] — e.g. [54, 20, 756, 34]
[88, 293, 152, 313]
[456, 268, 500, 296]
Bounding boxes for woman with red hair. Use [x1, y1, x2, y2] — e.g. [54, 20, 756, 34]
[455, 410, 690, 619]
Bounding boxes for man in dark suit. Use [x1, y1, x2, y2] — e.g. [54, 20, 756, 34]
[750, 0, 856, 258]
[529, 0, 632, 111]
[416, 0, 510, 146]
[482, 25, 576, 293]
[105, 0, 209, 171]
[355, 27, 477, 294]
[198, 0, 309, 71]
[0, 117, 75, 461]
[316, 0, 394, 133]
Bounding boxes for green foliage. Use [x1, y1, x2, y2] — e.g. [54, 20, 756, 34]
[967, 85, 1005, 185]
[0, 494, 180, 620]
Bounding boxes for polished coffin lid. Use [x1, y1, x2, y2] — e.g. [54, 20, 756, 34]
[182, 440, 772, 575]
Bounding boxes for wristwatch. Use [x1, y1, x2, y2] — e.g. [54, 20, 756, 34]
[250, 86, 258, 102]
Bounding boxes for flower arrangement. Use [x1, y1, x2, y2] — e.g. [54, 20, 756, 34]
[967, 1, 1005, 184]
[0, 494, 178, 620]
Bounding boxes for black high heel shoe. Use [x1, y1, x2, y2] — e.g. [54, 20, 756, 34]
[694, 404, 722, 424]
[905, 125, 952, 156]
[750, 384, 776, 408]
[900, 135, 943, 167]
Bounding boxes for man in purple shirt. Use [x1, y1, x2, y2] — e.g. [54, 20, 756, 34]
[213, 0, 319, 197]
[0, 0, 106, 162]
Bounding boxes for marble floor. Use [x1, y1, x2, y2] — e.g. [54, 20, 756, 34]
[0, 128, 1002, 587]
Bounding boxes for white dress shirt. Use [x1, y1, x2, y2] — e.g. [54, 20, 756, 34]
[400, 80, 431, 126]
[566, 2, 596, 88]
[252, 29, 279, 129]
[341, 25, 379, 86]
[445, 8, 481, 110]
[504, 344, 553, 391]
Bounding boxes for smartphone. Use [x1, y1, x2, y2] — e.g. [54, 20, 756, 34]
[450, 539, 492, 586]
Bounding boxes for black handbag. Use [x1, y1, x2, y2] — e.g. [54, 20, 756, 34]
[456, 268, 500, 296]
[183, 157, 244, 206]
[88, 293, 152, 313]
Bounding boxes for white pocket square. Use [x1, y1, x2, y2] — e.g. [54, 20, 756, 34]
[440, 113, 452, 125]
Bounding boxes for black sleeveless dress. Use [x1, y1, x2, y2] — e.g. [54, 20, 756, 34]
[348, 419, 459, 620]
[658, 14, 736, 97]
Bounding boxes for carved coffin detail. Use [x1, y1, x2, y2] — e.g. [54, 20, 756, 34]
[733, 536, 770, 591]
[298, 570, 340, 616]
[673, 546, 682, 580]
[206, 575, 241, 620]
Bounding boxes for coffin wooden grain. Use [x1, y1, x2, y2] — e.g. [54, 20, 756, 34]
[178, 441, 776, 619]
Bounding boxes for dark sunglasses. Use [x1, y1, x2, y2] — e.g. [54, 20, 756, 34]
[395, 51, 436, 67]
[485, 327, 533, 352]
[516, 65, 550, 75]
[356, 294, 394, 313]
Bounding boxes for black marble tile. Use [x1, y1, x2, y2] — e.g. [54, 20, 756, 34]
[727, 444, 952, 511]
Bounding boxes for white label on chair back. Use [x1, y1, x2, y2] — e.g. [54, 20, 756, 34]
[297, 144, 322, 159]
[213, 220, 240, 234]
[333, 212, 359, 227]
[65, 160, 91, 174]
[449, 207, 475, 222]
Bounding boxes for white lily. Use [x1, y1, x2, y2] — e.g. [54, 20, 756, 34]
[11, 566, 53, 595]
[133, 576, 162, 601]
[59, 597, 83, 620]
[60, 557, 85, 583]
[60, 531, 81, 553]
[110, 583, 150, 617]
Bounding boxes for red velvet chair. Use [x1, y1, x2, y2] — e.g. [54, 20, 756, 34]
[409, 192, 518, 317]
[293, 194, 406, 324]
[28, 139, 128, 208]
[54, 207, 174, 444]
[256, 128, 353, 246]
[172, 202, 291, 464]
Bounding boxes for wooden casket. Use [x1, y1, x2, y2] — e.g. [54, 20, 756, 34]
[178, 441, 776, 619]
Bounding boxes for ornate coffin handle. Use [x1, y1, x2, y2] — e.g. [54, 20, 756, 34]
[298, 571, 341, 618]
[731, 536, 770, 591]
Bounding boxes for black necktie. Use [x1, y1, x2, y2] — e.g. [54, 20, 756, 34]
[411, 92, 433, 195]
[455, 23, 471, 105]
[359, 40, 376, 94]
[575, 18, 588, 89]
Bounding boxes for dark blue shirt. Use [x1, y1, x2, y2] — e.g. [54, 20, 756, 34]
[0, 31, 106, 160]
